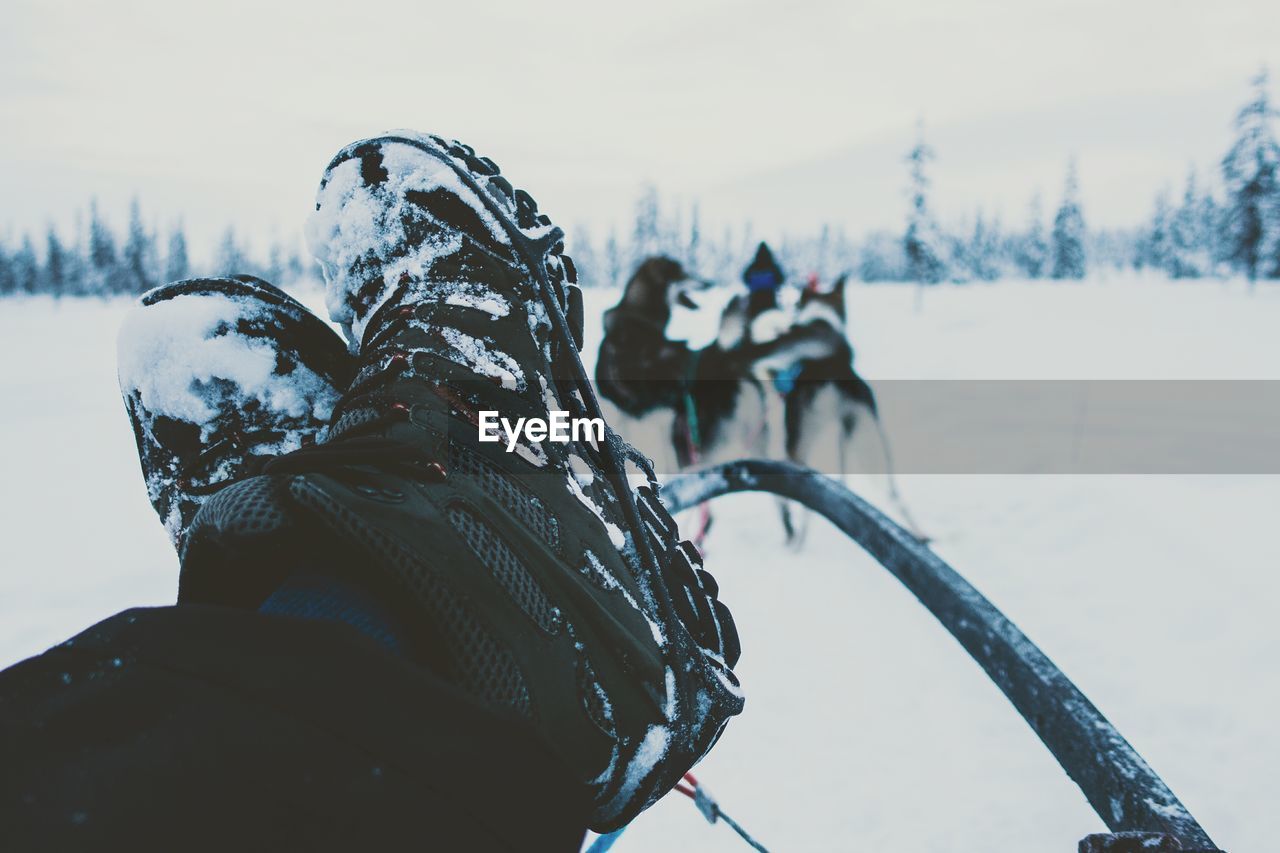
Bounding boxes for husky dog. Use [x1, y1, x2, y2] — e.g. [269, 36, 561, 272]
[779, 275, 927, 546]
[595, 257, 770, 476]
[597, 255, 856, 544]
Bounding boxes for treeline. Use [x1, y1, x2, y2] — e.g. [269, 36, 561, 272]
[0, 200, 310, 298]
[4, 71, 1279, 297]
[569, 69, 1280, 288]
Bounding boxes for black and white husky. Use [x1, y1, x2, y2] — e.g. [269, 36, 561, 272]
[595, 257, 770, 475]
[779, 276, 927, 545]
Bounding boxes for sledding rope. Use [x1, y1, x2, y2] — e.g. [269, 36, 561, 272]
[583, 827, 626, 852]
[660, 459, 1222, 852]
[674, 772, 770, 852]
[583, 773, 769, 853]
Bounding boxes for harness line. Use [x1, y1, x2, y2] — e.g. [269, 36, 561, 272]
[679, 349, 712, 548]
[584, 772, 770, 853]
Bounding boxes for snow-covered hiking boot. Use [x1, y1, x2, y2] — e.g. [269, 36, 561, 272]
[178, 132, 744, 830]
[119, 275, 356, 548]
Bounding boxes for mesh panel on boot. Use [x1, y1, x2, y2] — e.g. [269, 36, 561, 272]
[447, 504, 559, 634]
[449, 443, 559, 551]
[196, 476, 289, 539]
[288, 478, 532, 718]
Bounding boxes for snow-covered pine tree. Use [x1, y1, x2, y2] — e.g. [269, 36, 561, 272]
[13, 236, 40, 295]
[286, 248, 305, 284]
[44, 228, 68, 298]
[70, 208, 90, 295]
[810, 223, 832, 281]
[122, 198, 157, 293]
[569, 226, 601, 288]
[266, 239, 285, 286]
[603, 228, 622, 289]
[706, 223, 734, 284]
[0, 242, 11, 296]
[1199, 188, 1224, 271]
[859, 231, 907, 282]
[903, 123, 947, 285]
[1220, 68, 1280, 283]
[165, 223, 190, 283]
[1051, 160, 1087, 280]
[1014, 194, 1049, 279]
[1169, 168, 1210, 279]
[666, 203, 684, 264]
[630, 185, 661, 272]
[832, 226, 854, 279]
[965, 211, 1001, 281]
[687, 202, 702, 273]
[214, 227, 249, 277]
[88, 200, 123, 295]
[1142, 189, 1174, 273]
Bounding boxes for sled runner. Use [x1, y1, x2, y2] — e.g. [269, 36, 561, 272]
[661, 460, 1223, 853]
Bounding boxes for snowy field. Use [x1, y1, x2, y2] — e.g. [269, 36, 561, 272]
[1, 276, 1277, 852]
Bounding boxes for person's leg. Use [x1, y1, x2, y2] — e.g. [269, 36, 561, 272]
[8, 272, 590, 849]
[0, 605, 591, 851]
[4, 272, 578, 848]
[1, 132, 745, 848]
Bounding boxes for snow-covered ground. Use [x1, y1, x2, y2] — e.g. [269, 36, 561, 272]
[1, 275, 1276, 852]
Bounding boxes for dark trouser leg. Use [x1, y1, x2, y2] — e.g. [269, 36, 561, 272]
[0, 606, 589, 852]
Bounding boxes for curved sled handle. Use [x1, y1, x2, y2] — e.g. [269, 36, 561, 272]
[662, 460, 1221, 853]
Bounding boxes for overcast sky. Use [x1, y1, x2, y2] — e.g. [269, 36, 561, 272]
[2, 0, 1278, 259]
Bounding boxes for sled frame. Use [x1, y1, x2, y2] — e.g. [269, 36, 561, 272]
[662, 460, 1221, 852]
